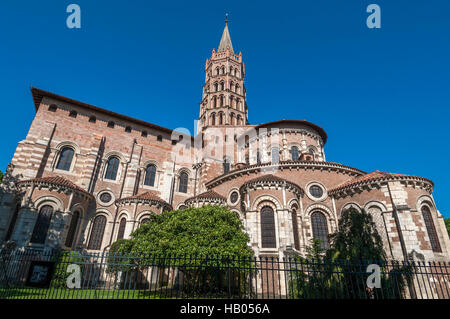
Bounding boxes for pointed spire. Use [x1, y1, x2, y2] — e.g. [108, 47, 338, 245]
[218, 14, 234, 53]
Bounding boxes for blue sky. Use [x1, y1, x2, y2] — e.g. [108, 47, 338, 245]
[0, 1, 449, 217]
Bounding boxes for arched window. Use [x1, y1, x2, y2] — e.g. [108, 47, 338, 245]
[221, 66, 225, 74]
[140, 217, 150, 225]
[215, 67, 220, 76]
[179, 172, 188, 193]
[291, 146, 299, 161]
[88, 215, 106, 250]
[220, 82, 224, 91]
[235, 84, 240, 94]
[237, 115, 242, 125]
[311, 211, 329, 249]
[223, 157, 230, 174]
[421, 206, 441, 252]
[220, 95, 224, 107]
[292, 207, 300, 250]
[65, 211, 80, 248]
[213, 96, 217, 108]
[230, 113, 235, 125]
[104, 156, 120, 180]
[211, 113, 216, 126]
[30, 205, 54, 244]
[309, 148, 315, 160]
[271, 147, 280, 163]
[144, 164, 157, 187]
[56, 147, 74, 171]
[256, 150, 261, 164]
[117, 217, 127, 240]
[261, 206, 276, 248]
[219, 113, 223, 125]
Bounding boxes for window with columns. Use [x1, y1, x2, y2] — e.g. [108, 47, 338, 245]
[311, 211, 330, 249]
[261, 206, 276, 248]
[144, 164, 157, 187]
[105, 156, 120, 180]
[179, 172, 188, 193]
[56, 147, 75, 171]
[88, 215, 107, 250]
[30, 205, 54, 244]
[292, 207, 300, 250]
[291, 146, 299, 161]
[421, 206, 441, 252]
[117, 217, 127, 240]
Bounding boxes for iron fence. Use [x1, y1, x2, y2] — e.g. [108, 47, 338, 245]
[0, 249, 449, 299]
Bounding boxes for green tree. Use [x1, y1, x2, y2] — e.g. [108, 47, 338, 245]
[326, 207, 386, 262]
[325, 207, 412, 299]
[0, 170, 3, 184]
[118, 205, 252, 257]
[290, 208, 413, 299]
[112, 205, 253, 296]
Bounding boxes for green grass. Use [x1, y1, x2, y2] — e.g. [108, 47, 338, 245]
[0, 287, 173, 299]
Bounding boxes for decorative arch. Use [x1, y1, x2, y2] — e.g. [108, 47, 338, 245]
[118, 209, 131, 220]
[34, 195, 65, 213]
[416, 195, 436, 213]
[177, 167, 191, 177]
[70, 203, 85, 216]
[341, 202, 362, 213]
[364, 201, 387, 212]
[287, 198, 300, 211]
[92, 209, 113, 221]
[304, 203, 333, 219]
[55, 141, 80, 155]
[104, 151, 126, 163]
[252, 195, 282, 211]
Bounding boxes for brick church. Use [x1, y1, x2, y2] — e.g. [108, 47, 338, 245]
[1, 21, 449, 261]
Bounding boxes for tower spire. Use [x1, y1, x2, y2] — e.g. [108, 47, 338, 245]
[218, 15, 234, 53]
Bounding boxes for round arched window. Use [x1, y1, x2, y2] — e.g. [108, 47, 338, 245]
[99, 192, 112, 203]
[310, 185, 323, 198]
[229, 191, 239, 205]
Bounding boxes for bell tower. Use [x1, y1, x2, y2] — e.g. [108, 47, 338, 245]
[198, 18, 248, 133]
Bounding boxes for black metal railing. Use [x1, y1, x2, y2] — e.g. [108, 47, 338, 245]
[0, 250, 449, 299]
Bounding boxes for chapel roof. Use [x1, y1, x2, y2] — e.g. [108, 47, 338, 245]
[17, 176, 93, 198]
[329, 170, 434, 194]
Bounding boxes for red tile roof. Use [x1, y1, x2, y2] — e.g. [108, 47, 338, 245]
[18, 176, 93, 198]
[117, 191, 170, 205]
[243, 174, 303, 193]
[186, 190, 226, 202]
[330, 170, 434, 193]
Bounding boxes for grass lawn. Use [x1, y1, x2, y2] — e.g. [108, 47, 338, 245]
[0, 287, 175, 299]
